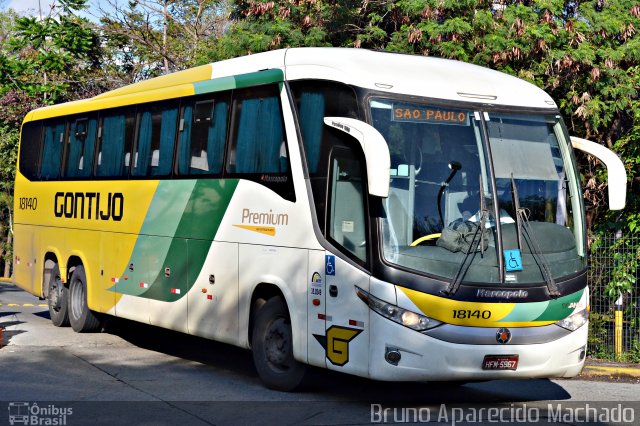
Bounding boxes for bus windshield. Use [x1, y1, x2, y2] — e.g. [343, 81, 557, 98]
[370, 99, 585, 285]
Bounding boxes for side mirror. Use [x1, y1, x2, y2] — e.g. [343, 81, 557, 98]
[323, 117, 390, 197]
[570, 136, 627, 210]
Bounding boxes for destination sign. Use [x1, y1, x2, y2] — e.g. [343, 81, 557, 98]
[392, 104, 469, 125]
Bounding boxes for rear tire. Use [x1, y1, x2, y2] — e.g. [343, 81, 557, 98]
[47, 264, 69, 327]
[68, 265, 101, 332]
[251, 296, 306, 391]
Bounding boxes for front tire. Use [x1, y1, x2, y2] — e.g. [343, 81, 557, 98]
[251, 296, 306, 391]
[47, 264, 69, 327]
[68, 265, 101, 332]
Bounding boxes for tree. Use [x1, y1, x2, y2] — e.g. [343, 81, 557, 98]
[217, 0, 639, 232]
[98, 0, 228, 79]
[1, 0, 103, 103]
[0, 0, 104, 277]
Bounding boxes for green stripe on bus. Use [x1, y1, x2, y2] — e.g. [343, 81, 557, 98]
[140, 180, 196, 236]
[114, 179, 239, 302]
[533, 288, 584, 321]
[234, 69, 284, 88]
[498, 300, 549, 323]
[193, 76, 236, 95]
[193, 69, 284, 96]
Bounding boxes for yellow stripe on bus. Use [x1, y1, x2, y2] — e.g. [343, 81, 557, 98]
[399, 286, 556, 328]
[30, 84, 197, 121]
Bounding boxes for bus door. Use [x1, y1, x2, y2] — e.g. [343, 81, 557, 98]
[321, 147, 371, 377]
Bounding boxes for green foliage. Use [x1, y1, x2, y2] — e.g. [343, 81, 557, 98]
[0, 0, 636, 278]
[587, 311, 614, 359]
[0, 125, 18, 194]
[0, 125, 16, 277]
[1, 0, 101, 103]
[608, 249, 638, 299]
[99, 0, 227, 78]
[588, 233, 640, 361]
[216, 0, 640, 231]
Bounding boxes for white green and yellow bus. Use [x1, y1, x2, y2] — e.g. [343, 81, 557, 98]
[13, 48, 626, 391]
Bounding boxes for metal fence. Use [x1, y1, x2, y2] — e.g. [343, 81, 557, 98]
[587, 233, 640, 361]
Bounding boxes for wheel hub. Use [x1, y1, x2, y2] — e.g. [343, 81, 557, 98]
[264, 319, 289, 368]
[49, 280, 61, 310]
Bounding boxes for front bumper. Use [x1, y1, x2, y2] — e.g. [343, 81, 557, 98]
[368, 312, 587, 381]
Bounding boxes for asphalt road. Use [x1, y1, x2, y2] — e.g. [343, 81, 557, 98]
[1, 283, 639, 426]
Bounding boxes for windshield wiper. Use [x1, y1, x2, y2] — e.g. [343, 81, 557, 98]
[509, 174, 560, 297]
[442, 173, 488, 296]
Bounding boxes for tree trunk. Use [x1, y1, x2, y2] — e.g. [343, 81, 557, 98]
[163, 0, 169, 74]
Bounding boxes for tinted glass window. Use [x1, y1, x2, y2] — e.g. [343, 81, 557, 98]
[40, 119, 66, 179]
[96, 109, 135, 178]
[227, 85, 294, 200]
[65, 116, 98, 178]
[134, 102, 178, 177]
[178, 93, 229, 176]
[328, 148, 367, 263]
[289, 80, 360, 231]
[19, 121, 42, 180]
[228, 85, 287, 174]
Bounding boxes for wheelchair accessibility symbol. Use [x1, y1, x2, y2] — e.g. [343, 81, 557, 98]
[325, 255, 336, 276]
[503, 249, 523, 272]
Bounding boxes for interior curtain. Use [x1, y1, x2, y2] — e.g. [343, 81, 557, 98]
[178, 106, 193, 175]
[134, 111, 152, 176]
[41, 122, 65, 179]
[154, 107, 178, 176]
[235, 99, 261, 173]
[66, 119, 97, 178]
[257, 96, 284, 173]
[66, 125, 83, 178]
[207, 101, 228, 173]
[98, 114, 126, 177]
[298, 92, 324, 174]
[80, 119, 97, 177]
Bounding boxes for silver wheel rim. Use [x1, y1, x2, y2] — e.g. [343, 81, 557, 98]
[70, 279, 84, 321]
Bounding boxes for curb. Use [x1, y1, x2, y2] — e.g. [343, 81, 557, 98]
[582, 365, 640, 378]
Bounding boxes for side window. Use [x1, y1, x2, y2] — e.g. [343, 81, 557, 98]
[134, 101, 178, 177]
[289, 80, 360, 232]
[228, 85, 293, 200]
[96, 109, 135, 178]
[65, 116, 98, 178]
[328, 147, 367, 263]
[19, 121, 43, 180]
[178, 93, 229, 176]
[40, 119, 66, 180]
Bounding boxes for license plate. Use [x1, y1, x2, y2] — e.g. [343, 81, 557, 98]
[482, 355, 518, 370]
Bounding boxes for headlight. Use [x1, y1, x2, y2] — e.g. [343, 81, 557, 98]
[555, 308, 589, 331]
[356, 286, 441, 331]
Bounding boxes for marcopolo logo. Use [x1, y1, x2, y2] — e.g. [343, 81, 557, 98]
[476, 289, 529, 299]
[8, 402, 72, 425]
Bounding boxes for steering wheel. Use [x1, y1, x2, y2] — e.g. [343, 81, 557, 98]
[410, 233, 442, 247]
